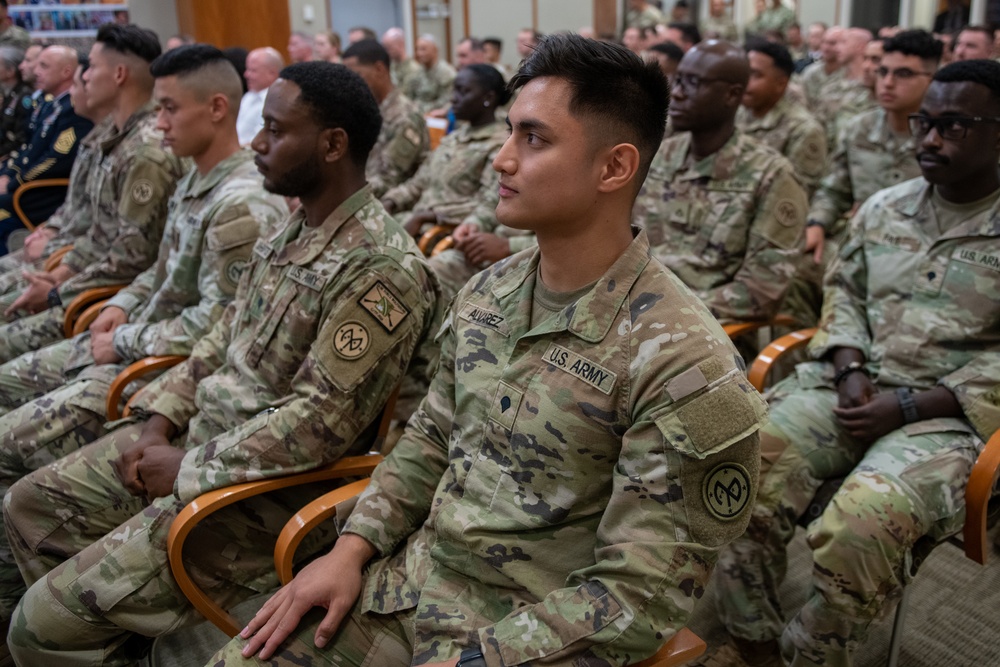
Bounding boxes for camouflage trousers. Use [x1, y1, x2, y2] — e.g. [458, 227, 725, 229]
[206, 599, 416, 666]
[0, 330, 99, 414]
[4, 421, 338, 667]
[0, 304, 65, 363]
[427, 248, 478, 304]
[714, 366, 981, 667]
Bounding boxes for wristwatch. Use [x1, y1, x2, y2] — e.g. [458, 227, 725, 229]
[896, 387, 920, 424]
[47, 286, 62, 309]
[457, 647, 486, 667]
[833, 360, 869, 386]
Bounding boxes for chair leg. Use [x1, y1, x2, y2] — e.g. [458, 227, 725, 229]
[887, 584, 911, 667]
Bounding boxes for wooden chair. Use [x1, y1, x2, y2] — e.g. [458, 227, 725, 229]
[425, 117, 448, 150]
[748, 327, 1000, 667]
[416, 223, 457, 256]
[166, 388, 399, 636]
[274, 478, 706, 666]
[62, 285, 128, 338]
[11, 178, 70, 232]
[42, 244, 73, 272]
[105, 354, 188, 421]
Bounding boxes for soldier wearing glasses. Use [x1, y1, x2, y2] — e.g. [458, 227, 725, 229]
[782, 29, 940, 329]
[703, 58, 1000, 667]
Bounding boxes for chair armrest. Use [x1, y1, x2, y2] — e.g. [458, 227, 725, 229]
[166, 454, 384, 637]
[42, 244, 73, 272]
[71, 300, 106, 337]
[426, 117, 447, 150]
[417, 223, 457, 256]
[12, 178, 70, 230]
[747, 328, 818, 392]
[62, 285, 128, 338]
[106, 355, 187, 421]
[274, 478, 373, 585]
[431, 235, 455, 257]
[630, 627, 707, 667]
[963, 429, 1000, 565]
[721, 314, 799, 341]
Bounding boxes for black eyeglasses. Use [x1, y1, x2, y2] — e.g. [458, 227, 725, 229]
[907, 113, 1000, 140]
[669, 72, 728, 94]
[875, 66, 932, 80]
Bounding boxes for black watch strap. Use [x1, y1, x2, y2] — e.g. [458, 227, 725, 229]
[47, 286, 62, 309]
[457, 646, 486, 667]
[896, 387, 920, 424]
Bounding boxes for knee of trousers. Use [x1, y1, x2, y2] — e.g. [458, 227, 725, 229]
[8, 577, 92, 660]
[3, 475, 48, 560]
[805, 471, 924, 613]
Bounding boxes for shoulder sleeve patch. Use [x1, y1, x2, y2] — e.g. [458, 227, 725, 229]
[131, 179, 155, 205]
[359, 280, 410, 332]
[54, 127, 76, 155]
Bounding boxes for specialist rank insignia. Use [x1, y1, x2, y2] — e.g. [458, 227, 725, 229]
[359, 281, 409, 333]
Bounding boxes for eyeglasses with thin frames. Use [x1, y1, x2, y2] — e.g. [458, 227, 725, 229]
[875, 66, 932, 80]
[907, 113, 1000, 140]
[669, 72, 729, 94]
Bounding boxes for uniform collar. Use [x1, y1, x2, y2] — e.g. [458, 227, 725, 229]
[490, 227, 653, 343]
[380, 87, 400, 112]
[181, 147, 253, 200]
[451, 120, 502, 142]
[893, 179, 1000, 239]
[663, 129, 744, 182]
[100, 101, 155, 154]
[866, 107, 916, 152]
[740, 96, 789, 132]
[270, 184, 376, 266]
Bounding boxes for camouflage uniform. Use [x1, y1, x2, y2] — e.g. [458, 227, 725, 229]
[701, 15, 740, 42]
[367, 88, 430, 199]
[4, 186, 441, 666]
[0, 148, 286, 621]
[633, 129, 808, 324]
[207, 228, 766, 666]
[625, 4, 665, 30]
[382, 120, 506, 225]
[0, 117, 112, 289]
[780, 107, 921, 328]
[745, 4, 797, 37]
[714, 178, 1000, 667]
[401, 59, 456, 115]
[813, 75, 877, 150]
[797, 61, 839, 113]
[390, 57, 422, 91]
[0, 24, 30, 50]
[736, 96, 827, 196]
[0, 104, 183, 362]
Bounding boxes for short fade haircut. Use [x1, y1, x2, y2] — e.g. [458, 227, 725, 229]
[961, 25, 995, 42]
[278, 62, 382, 167]
[149, 44, 243, 113]
[933, 58, 1000, 109]
[668, 22, 701, 46]
[649, 41, 684, 62]
[509, 33, 669, 190]
[461, 36, 485, 52]
[483, 37, 502, 51]
[342, 39, 390, 68]
[747, 40, 795, 77]
[883, 29, 943, 66]
[95, 23, 162, 63]
[464, 63, 512, 106]
[349, 26, 377, 41]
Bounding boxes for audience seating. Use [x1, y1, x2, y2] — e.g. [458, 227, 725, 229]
[748, 328, 1000, 667]
[416, 222, 456, 256]
[61, 285, 128, 338]
[11, 178, 70, 232]
[106, 354, 188, 421]
[42, 244, 73, 272]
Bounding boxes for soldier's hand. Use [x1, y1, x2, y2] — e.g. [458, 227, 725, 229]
[462, 232, 510, 266]
[23, 227, 56, 261]
[5, 271, 55, 317]
[90, 305, 128, 335]
[135, 445, 185, 501]
[0, 175, 9, 195]
[804, 225, 825, 264]
[404, 210, 437, 237]
[90, 329, 121, 365]
[837, 371, 875, 409]
[113, 415, 178, 495]
[240, 533, 376, 660]
[833, 392, 904, 444]
[451, 222, 477, 243]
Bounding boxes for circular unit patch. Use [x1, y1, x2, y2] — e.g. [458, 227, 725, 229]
[702, 462, 752, 521]
[774, 199, 801, 227]
[131, 179, 155, 205]
[333, 321, 371, 360]
[224, 258, 246, 289]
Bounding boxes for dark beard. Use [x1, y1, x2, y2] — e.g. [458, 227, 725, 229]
[264, 156, 322, 197]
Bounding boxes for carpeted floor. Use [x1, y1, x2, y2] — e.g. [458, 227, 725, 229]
[150, 528, 1000, 667]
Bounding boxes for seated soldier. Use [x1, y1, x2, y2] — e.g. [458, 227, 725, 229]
[206, 34, 765, 667]
[383, 64, 509, 237]
[633, 40, 808, 326]
[0, 24, 184, 364]
[0, 48, 289, 632]
[0, 56, 112, 288]
[402, 34, 456, 115]
[0, 44, 93, 254]
[704, 59, 1000, 667]
[4, 61, 440, 666]
[342, 38, 429, 198]
[0, 46, 33, 161]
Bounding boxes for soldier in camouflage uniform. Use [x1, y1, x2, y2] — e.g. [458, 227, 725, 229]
[403, 35, 456, 115]
[384, 64, 508, 234]
[702, 0, 740, 43]
[745, 0, 797, 39]
[782, 30, 940, 329]
[382, 27, 422, 91]
[811, 29, 877, 150]
[738, 42, 827, 196]
[4, 62, 440, 667]
[0, 45, 94, 253]
[207, 33, 763, 667]
[797, 27, 843, 112]
[342, 39, 429, 199]
[0, 59, 113, 285]
[634, 41, 808, 326]
[0, 4, 29, 51]
[0, 44, 288, 625]
[625, 0, 665, 30]
[0, 25, 183, 362]
[705, 61, 1000, 667]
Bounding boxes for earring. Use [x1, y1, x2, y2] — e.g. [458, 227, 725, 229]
[483, 101, 490, 107]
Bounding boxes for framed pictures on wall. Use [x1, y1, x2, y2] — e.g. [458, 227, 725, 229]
[8, 2, 129, 39]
